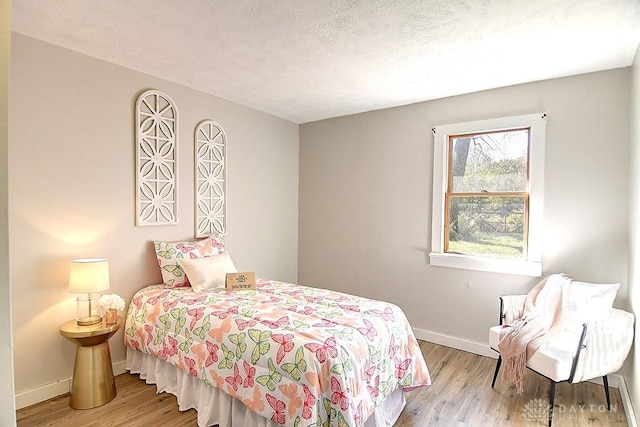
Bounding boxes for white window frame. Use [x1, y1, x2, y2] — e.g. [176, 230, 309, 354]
[430, 113, 546, 277]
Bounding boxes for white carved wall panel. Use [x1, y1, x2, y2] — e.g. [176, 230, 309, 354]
[135, 90, 178, 226]
[195, 120, 226, 237]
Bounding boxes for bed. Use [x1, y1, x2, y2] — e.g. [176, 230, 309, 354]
[124, 237, 431, 427]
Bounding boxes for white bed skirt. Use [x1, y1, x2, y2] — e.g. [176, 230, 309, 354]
[126, 347, 406, 427]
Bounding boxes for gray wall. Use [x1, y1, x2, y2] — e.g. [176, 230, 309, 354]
[9, 26, 638, 421]
[627, 43, 640, 425]
[1, 0, 16, 424]
[299, 68, 631, 352]
[9, 33, 299, 402]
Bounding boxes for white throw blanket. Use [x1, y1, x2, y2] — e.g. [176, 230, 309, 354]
[498, 273, 572, 393]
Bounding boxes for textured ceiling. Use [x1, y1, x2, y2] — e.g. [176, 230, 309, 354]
[11, 0, 640, 123]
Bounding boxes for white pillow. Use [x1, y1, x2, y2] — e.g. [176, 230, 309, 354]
[565, 281, 619, 328]
[177, 252, 237, 292]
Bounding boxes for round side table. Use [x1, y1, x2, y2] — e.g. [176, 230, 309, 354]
[59, 316, 123, 409]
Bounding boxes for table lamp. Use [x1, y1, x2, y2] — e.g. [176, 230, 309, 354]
[68, 258, 110, 326]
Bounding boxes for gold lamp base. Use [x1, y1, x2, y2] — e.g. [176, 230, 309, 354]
[76, 294, 103, 326]
[76, 315, 103, 326]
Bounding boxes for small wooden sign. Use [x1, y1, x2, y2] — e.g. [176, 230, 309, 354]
[226, 272, 256, 291]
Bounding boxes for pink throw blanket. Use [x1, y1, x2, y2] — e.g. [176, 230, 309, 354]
[498, 273, 572, 393]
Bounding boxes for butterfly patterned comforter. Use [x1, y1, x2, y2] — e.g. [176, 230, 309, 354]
[125, 279, 431, 427]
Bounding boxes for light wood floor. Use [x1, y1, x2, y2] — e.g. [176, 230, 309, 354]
[17, 341, 629, 426]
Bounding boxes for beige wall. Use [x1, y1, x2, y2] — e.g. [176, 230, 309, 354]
[627, 43, 640, 425]
[299, 69, 631, 352]
[9, 34, 299, 398]
[1, 0, 16, 424]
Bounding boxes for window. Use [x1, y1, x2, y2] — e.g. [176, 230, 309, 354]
[430, 113, 546, 276]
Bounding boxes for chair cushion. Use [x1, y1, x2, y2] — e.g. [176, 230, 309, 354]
[489, 325, 582, 382]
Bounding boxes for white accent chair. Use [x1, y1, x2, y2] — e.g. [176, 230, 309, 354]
[488, 283, 634, 427]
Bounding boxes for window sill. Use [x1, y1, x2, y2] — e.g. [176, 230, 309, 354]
[429, 253, 542, 277]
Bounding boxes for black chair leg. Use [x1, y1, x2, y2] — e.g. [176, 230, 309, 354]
[603, 375, 611, 410]
[548, 380, 556, 427]
[491, 355, 502, 388]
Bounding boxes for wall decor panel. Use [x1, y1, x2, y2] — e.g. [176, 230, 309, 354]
[135, 89, 178, 226]
[195, 120, 226, 237]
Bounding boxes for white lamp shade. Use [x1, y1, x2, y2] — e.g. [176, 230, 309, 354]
[68, 258, 110, 293]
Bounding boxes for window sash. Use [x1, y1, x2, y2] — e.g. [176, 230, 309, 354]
[430, 113, 546, 277]
[444, 193, 530, 259]
[446, 128, 531, 193]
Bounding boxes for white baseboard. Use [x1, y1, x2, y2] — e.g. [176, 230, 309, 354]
[618, 374, 638, 427]
[15, 359, 127, 410]
[114, 359, 126, 376]
[413, 327, 497, 359]
[15, 378, 70, 411]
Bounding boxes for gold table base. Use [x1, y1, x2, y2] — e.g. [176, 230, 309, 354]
[70, 339, 116, 409]
[59, 317, 122, 409]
